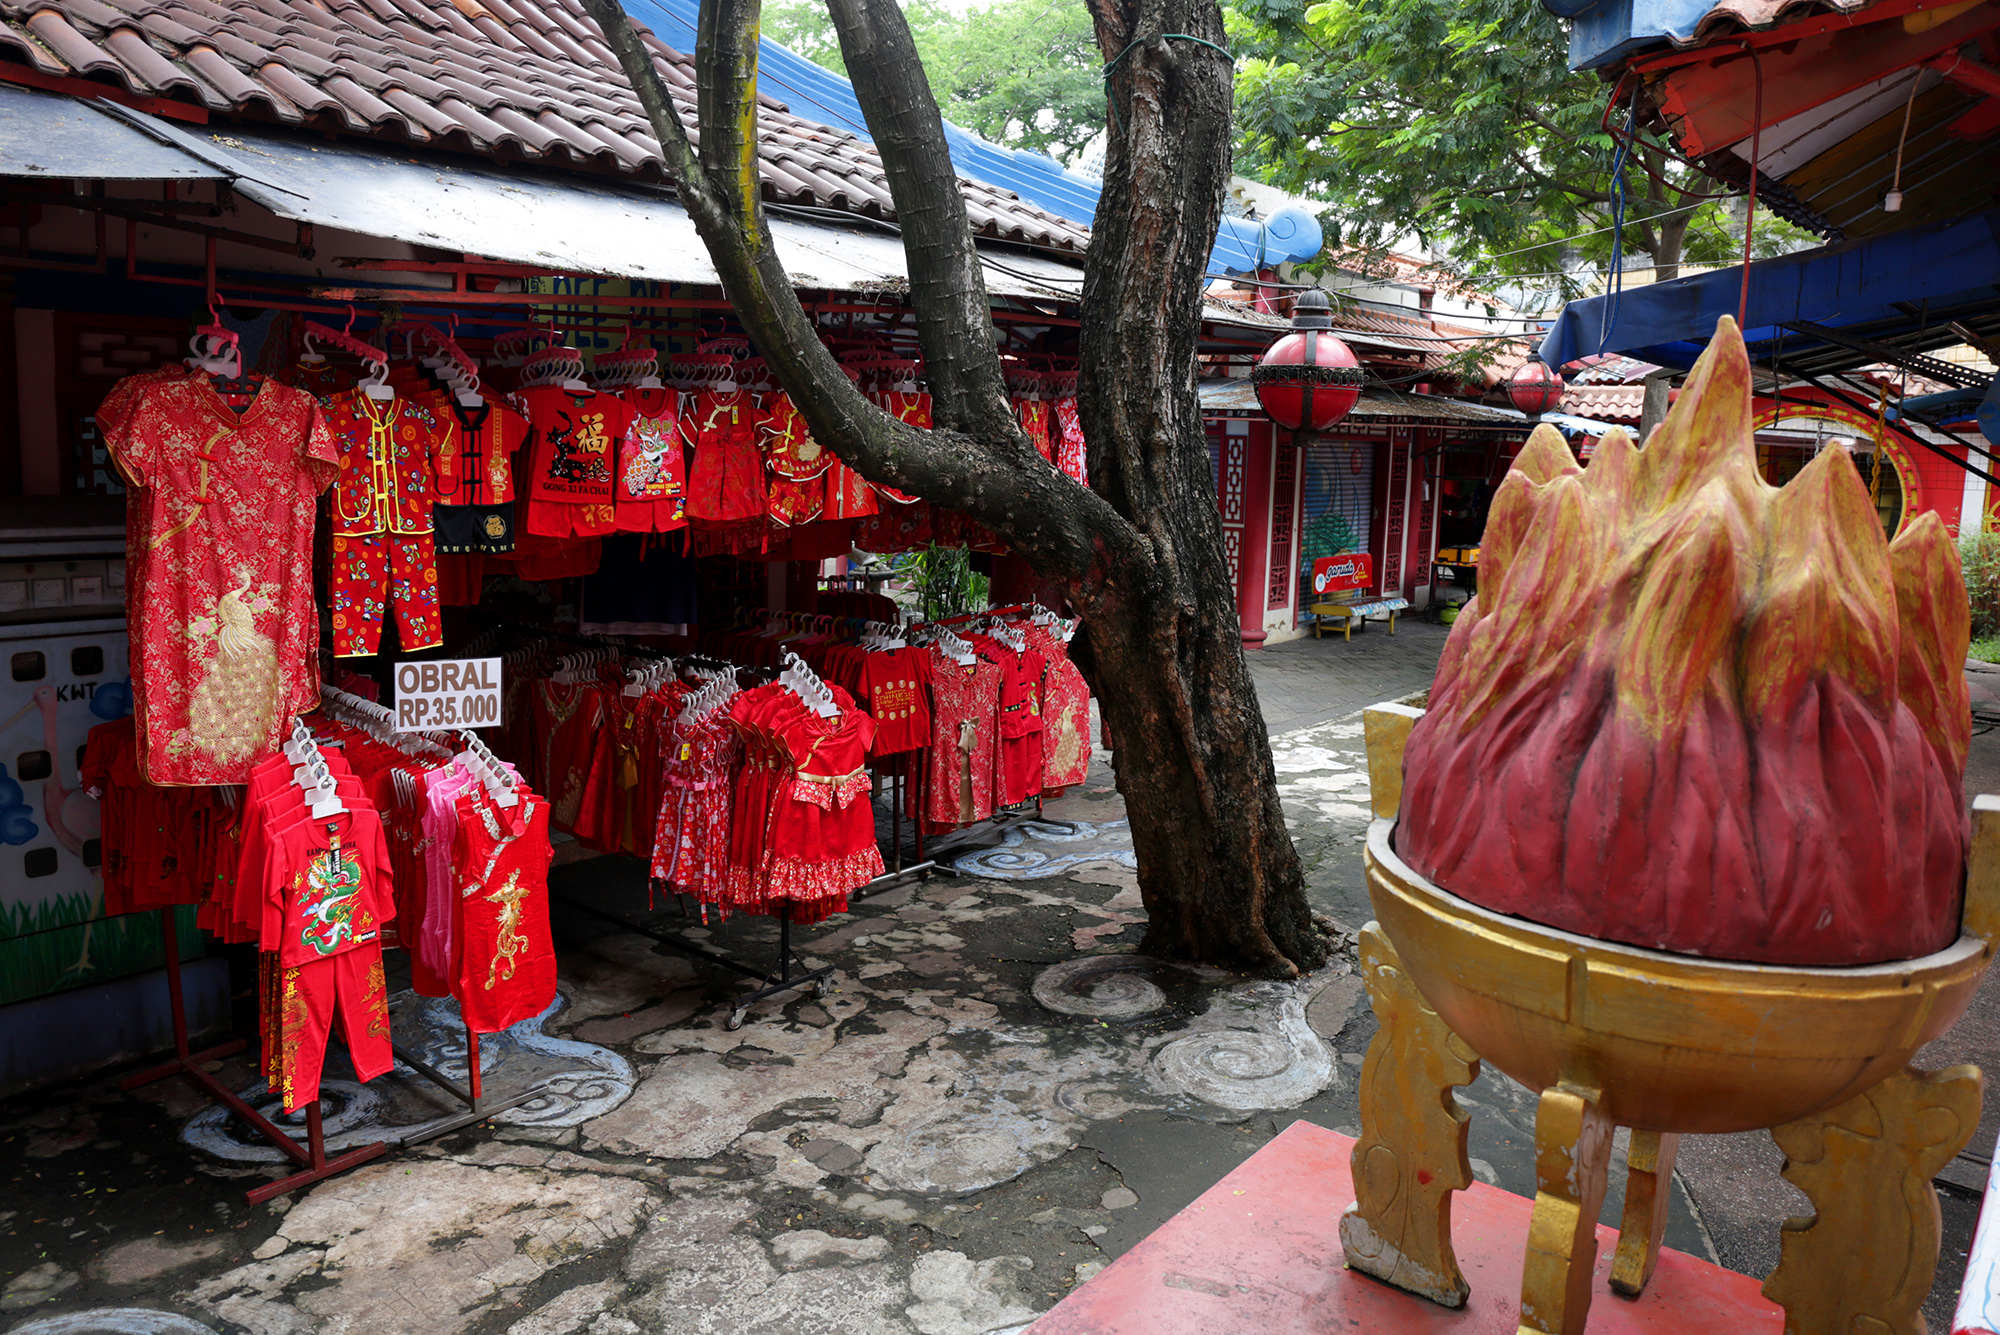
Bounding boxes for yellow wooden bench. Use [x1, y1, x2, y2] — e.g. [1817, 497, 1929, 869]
[1310, 596, 1410, 640]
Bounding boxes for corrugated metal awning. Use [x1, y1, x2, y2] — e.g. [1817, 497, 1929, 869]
[1196, 379, 1539, 427]
[0, 84, 227, 180]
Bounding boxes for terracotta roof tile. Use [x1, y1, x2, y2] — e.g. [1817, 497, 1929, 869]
[0, 22, 67, 70]
[0, 0, 1092, 253]
[25, 8, 121, 73]
[375, 85, 449, 134]
[1562, 383, 1646, 422]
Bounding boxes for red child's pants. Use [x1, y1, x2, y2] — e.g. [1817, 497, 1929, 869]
[275, 943, 395, 1112]
[330, 532, 442, 658]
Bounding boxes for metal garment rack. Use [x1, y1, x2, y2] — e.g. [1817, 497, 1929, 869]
[387, 1026, 547, 1144]
[123, 909, 389, 1205]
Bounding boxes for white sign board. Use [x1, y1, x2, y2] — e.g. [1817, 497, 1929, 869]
[394, 657, 502, 732]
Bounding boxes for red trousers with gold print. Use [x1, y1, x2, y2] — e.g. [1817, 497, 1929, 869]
[272, 942, 394, 1113]
[330, 531, 442, 657]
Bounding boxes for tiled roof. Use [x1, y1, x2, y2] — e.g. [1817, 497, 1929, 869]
[1564, 354, 1661, 384]
[1562, 383, 1646, 422]
[1197, 377, 1537, 427]
[1679, 0, 1875, 46]
[0, 0, 1090, 254]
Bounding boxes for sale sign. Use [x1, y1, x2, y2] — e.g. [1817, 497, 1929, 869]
[1311, 553, 1373, 597]
[395, 657, 502, 731]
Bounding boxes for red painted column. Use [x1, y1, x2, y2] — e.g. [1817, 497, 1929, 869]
[1239, 423, 1274, 647]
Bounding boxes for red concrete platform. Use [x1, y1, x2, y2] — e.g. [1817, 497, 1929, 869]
[1028, 1121, 1783, 1333]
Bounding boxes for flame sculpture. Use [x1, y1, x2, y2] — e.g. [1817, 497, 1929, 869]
[1399, 318, 1970, 966]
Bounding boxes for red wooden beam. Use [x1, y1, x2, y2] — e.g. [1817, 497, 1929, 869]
[1645, 2, 2000, 156]
[0, 61, 208, 123]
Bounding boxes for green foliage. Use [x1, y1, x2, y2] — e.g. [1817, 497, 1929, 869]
[1963, 528, 2000, 641]
[890, 545, 991, 621]
[760, 0, 1105, 162]
[1225, 0, 1819, 304]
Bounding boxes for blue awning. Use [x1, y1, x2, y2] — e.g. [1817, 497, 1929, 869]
[620, 0, 1323, 279]
[1536, 209, 2000, 371]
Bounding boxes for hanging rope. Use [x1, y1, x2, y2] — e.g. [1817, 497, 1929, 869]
[1869, 384, 1890, 512]
[1728, 39, 1766, 328]
[1598, 89, 1640, 355]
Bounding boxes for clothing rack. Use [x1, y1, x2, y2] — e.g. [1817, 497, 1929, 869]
[312, 691, 548, 1142]
[122, 908, 391, 1205]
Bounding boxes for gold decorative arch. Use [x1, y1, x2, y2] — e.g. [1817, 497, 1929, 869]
[1751, 399, 1920, 539]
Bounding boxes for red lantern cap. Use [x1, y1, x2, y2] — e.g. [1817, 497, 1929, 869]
[1252, 290, 1363, 434]
[1507, 360, 1566, 416]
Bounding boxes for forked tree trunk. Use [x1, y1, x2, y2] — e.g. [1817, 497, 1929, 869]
[581, 0, 1328, 976]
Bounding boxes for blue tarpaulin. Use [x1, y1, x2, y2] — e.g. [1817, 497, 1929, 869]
[1536, 209, 2000, 370]
[619, 0, 1323, 278]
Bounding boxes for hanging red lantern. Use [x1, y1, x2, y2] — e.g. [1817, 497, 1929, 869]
[1507, 360, 1567, 415]
[1252, 290, 1363, 441]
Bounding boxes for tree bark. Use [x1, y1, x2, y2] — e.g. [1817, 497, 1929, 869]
[579, 0, 1328, 976]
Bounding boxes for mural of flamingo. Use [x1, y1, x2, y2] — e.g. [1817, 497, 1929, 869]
[0, 684, 97, 857]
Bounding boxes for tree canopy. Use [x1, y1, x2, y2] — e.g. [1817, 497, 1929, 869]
[763, 0, 1105, 162]
[1226, 0, 1813, 301]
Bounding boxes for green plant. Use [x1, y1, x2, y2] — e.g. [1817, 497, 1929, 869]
[1961, 528, 2000, 640]
[888, 545, 991, 622]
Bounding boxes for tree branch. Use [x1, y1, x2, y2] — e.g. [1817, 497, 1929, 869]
[822, 0, 1017, 436]
[579, 0, 1148, 585]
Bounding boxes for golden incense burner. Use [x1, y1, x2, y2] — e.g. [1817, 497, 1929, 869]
[1340, 318, 1989, 1333]
[1345, 703, 1993, 1333]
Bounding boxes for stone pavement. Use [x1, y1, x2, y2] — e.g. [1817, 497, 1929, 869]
[1243, 617, 1449, 735]
[1, 634, 1995, 1335]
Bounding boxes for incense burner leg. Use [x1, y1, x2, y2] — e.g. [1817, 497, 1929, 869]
[1339, 925, 1482, 1308]
[1518, 1082, 1615, 1335]
[1762, 1064, 1983, 1335]
[1608, 1129, 1681, 1298]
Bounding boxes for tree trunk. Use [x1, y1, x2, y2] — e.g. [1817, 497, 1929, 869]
[580, 0, 1329, 977]
[1652, 212, 1688, 283]
[1075, 0, 1326, 974]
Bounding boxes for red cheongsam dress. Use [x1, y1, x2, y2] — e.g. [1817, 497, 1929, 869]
[871, 391, 931, 504]
[686, 388, 767, 524]
[1028, 625, 1092, 793]
[452, 787, 556, 1033]
[104, 375, 336, 785]
[762, 392, 829, 527]
[920, 648, 1000, 832]
[1053, 396, 1088, 486]
[1016, 397, 1054, 462]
